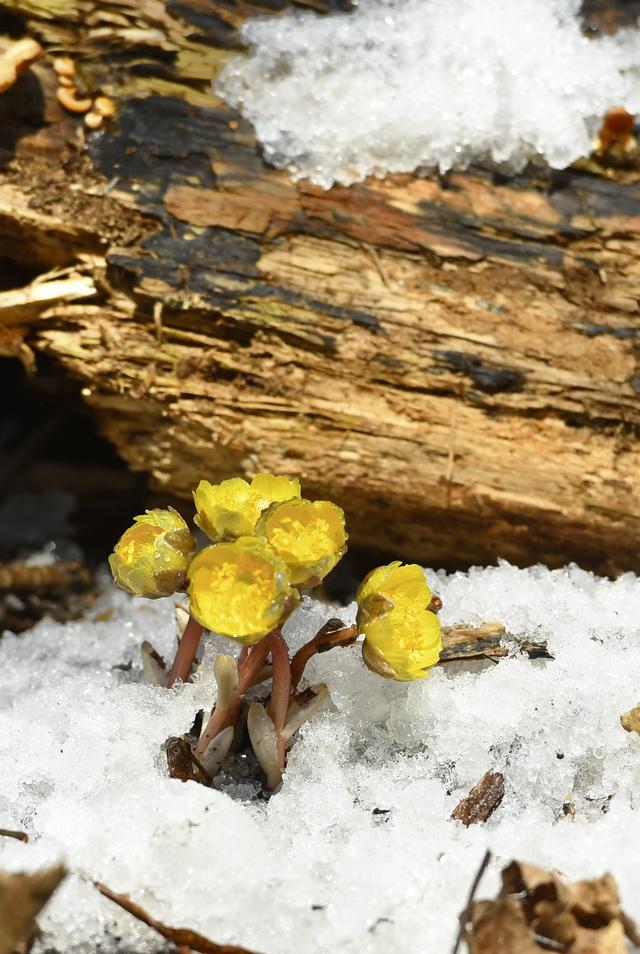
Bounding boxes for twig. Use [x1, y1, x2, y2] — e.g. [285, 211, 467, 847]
[94, 880, 260, 954]
[452, 850, 492, 954]
[0, 827, 29, 842]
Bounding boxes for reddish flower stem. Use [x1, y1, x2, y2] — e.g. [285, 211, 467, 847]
[266, 629, 291, 769]
[289, 622, 358, 691]
[195, 634, 277, 760]
[195, 692, 242, 760]
[166, 613, 203, 687]
[238, 639, 272, 693]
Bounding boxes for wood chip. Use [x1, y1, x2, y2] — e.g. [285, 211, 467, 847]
[440, 622, 550, 665]
[451, 771, 505, 826]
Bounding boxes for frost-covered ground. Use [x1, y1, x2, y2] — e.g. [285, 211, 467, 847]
[217, 0, 640, 187]
[2, 563, 640, 953]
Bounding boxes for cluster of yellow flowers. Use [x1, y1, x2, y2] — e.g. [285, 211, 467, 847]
[109, 473, 442, 683]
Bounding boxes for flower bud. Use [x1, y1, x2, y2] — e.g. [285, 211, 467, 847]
[109, 508, 195, 599]
[356, 562, 442, 681]
[193, 473, 301, 542]
[257, 498, 347, 587]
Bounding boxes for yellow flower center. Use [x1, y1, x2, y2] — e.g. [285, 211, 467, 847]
[268, 516, 333, 562]
[390, 591, 435, 652]
[194, 557, 277, 634]
[188, 539, 298, 641]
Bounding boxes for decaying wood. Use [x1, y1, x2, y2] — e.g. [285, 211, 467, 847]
[0, 558, 96, 631]
[0, 560, 92, 593]
[2, 0, 640, 571]
[451, 771, 505, 826]
[439, 622, 550, 664]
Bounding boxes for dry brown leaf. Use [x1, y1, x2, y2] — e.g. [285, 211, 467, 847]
[0, 865, 66, 954]
[620, 703, 640, 734]
[567, 874, 621, 924]
[95, 880, 261, 954]
[465, 860, 637, 954]
[466, 897, 542, 954]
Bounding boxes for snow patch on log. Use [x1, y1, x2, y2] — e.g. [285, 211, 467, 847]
[217, 0, 640, 187]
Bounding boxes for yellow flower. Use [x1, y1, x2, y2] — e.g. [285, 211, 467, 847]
[109, 508, 196, 599]
[257, 498, 347, 587]
[188, 537, 299, 644]
[356, 562, 441, 681]
[193, 473, 301, 542]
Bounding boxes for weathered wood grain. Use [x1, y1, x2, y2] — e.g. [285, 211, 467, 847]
[1, 0, 640, 572]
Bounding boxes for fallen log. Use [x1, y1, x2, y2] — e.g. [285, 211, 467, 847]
[1, 0, 640, 572]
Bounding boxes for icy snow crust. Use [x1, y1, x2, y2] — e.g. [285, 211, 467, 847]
[216, 0, 640, 188]
[2, 564, 640, 953]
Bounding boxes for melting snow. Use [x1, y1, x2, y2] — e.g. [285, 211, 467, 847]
[216, 0, 640, 187]
[2, 564, 640, 952]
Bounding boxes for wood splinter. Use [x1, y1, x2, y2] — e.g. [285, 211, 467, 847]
[451, 771, 505, 827]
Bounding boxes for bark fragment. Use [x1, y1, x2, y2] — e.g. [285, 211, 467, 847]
[451, 771, 505, 826]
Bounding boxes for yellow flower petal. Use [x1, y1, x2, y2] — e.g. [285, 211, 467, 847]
[193, 473, 301, 542]
[356, 561, 441, 681]
[193, 478, 259, 541]
[361, 609, 442, 681]
[251, 473, 301, 508]
[109, 508, 196, 599]
[258, 498, 347, 587]
[188, 537, 299, 644]
[357, 561, 431, 609]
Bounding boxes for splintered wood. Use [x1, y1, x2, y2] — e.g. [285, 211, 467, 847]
[1, 0, 640, 572]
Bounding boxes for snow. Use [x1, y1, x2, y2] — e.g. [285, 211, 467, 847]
[215, 0, 640, 188]
[2, 563, 640, 953]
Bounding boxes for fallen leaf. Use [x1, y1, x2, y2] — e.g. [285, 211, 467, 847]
[95, 880, 261, 954]
[465, 860, 638, 954]
[466, 897, 541, 954]
[0, 865, 66, 954]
